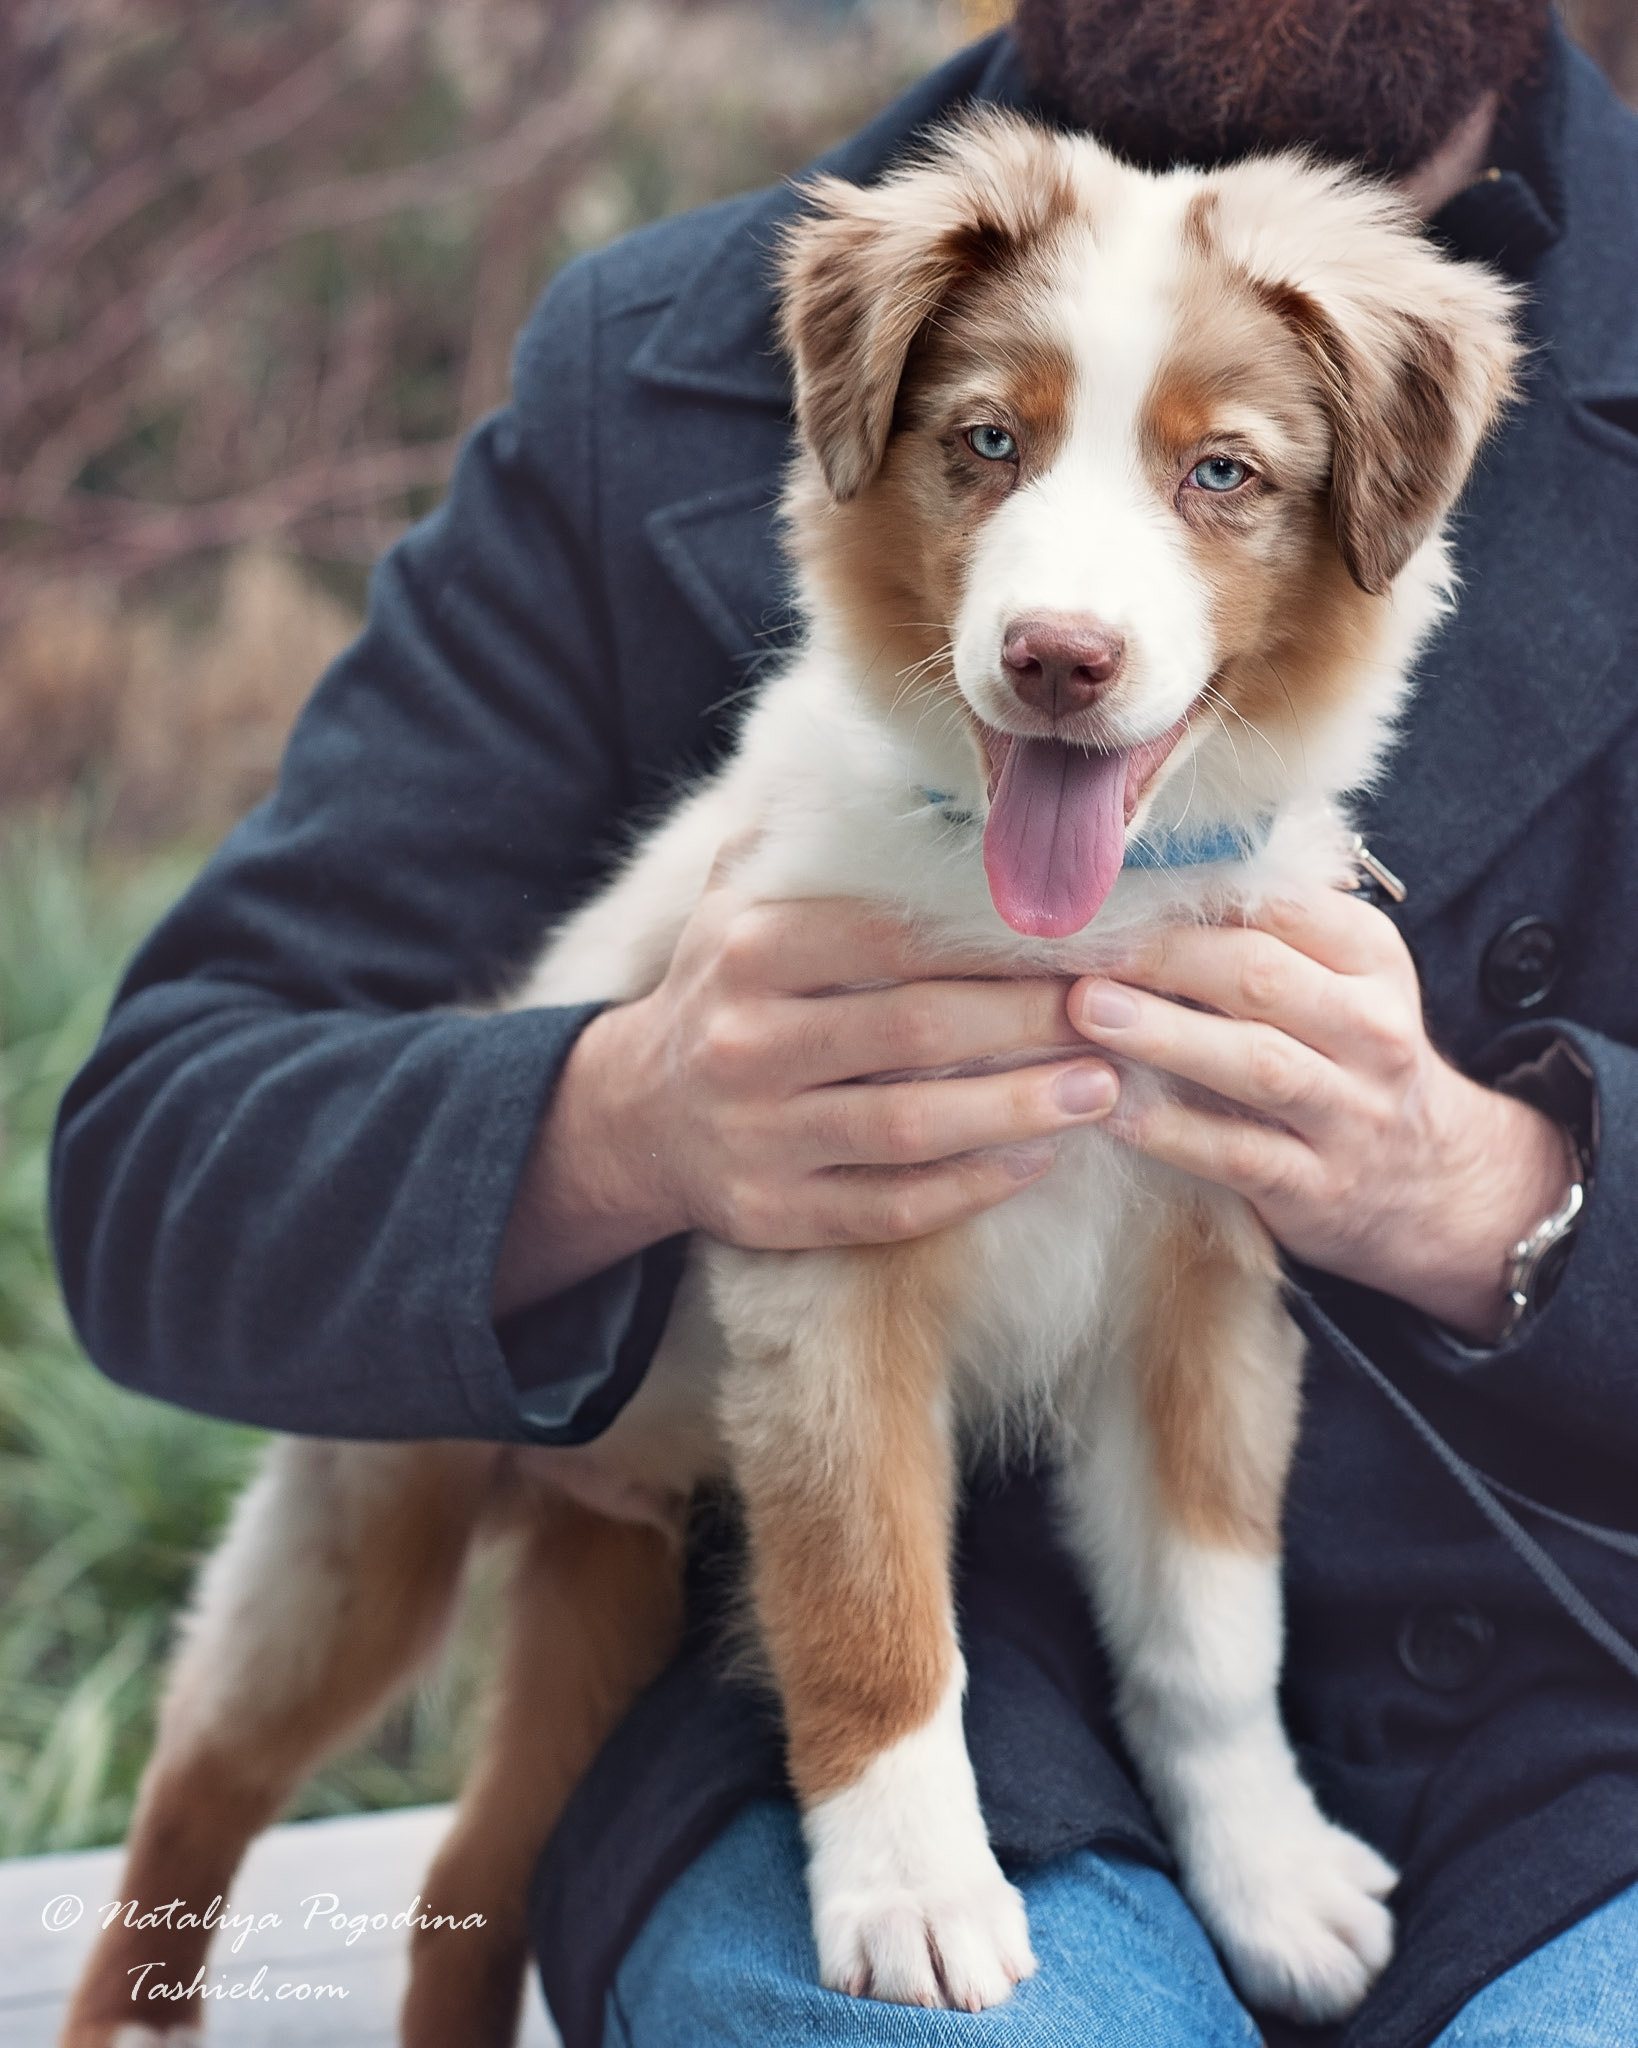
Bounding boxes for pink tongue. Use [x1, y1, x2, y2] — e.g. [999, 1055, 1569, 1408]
[983, 738, 1129, 937]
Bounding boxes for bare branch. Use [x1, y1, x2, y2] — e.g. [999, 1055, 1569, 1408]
[2, 11, 418, 320]
[2, 84, 611, 440]
[0, 438, 458, 578]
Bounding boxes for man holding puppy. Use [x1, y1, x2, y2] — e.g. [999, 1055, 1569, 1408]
[54, 1, 1638, 2042]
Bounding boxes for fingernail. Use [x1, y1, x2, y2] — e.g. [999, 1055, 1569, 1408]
[1078, 982, 1139, 1031]
[1055, 1064, 1117, 1116]
[1005, 1140, 1058, 1180]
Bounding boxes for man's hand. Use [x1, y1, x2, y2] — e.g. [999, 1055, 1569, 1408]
[1067, 886, 1573, 1343]
[493, 879, 1118, 1316]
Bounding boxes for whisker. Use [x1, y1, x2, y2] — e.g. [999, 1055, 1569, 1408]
[889, 645, 958, 719]
[1198, 687, 1245, 785]
[1174, 729, 1201, 832]
[1202, 681, 1286, 781]
[1253, 658, 1308, 782]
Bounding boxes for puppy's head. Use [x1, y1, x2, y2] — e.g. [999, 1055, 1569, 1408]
[777, 111, 1520, 936]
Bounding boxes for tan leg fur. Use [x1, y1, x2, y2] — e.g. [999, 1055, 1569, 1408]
[719, 1236, 963, 1807]
[1138, 1192, 1303, 1556]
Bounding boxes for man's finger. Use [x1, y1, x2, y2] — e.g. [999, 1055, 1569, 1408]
[715, 896, 1023, 995]
[1253, 885, 1409, 977]
[1082, 918, 1397, 1066]
[1105, 890, 1403, 1013]
[808, 1142, 1060, 1246]
[1070, 979, 1341, 1132]
[790, 976, 1083, 1087]
[796, 1058, 1117, 1166]
[1104, 1090, 1321, 1207]
[703, 823, 766, 890]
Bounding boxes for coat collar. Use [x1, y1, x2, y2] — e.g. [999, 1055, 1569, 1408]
[627, 32, 1027, 408]
[1430, 23, 1638, 409]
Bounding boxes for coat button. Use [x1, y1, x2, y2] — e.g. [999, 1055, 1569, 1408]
[1397, 1605, 1498, 1691]
[1480, 916, 1561, 1011]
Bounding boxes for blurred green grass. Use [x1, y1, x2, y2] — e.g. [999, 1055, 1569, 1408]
[0, 823, 486, 1856]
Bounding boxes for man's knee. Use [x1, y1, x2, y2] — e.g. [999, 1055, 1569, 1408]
[606, 1799, 1259, 2047]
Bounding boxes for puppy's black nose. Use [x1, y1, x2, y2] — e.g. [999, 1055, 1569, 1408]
[1002, 615, 1125, 720]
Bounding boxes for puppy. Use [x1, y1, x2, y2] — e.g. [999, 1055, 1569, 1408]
[62, 111, 1518, 2048]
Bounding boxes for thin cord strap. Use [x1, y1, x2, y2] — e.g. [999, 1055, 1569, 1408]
[1478, 1474, 1638, 1563]
[1289, 1291, 1638, 1689]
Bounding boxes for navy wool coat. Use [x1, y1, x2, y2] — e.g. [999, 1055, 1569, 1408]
[51, 24, 1638, 2048]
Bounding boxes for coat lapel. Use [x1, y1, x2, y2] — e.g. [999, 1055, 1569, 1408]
[1358, 40, 1638, 929]
[625, 32, 1030, 677]
[644, 474, 796, 670]
[1356, 368, 1638, 930]
[627, 32, 1022, 411]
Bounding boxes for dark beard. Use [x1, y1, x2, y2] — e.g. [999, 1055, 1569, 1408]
[1011, 0, 1552, 174]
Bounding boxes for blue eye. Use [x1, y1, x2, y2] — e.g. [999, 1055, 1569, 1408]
[968, 425, 1018, 462]
[1190, 456, 1249, 493]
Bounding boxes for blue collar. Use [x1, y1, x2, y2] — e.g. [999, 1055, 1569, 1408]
[1122, 817, 1272, 870]
[915, 788, 1271, 870]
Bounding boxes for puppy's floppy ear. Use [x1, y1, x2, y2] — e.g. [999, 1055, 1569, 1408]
[1262, 274, 1521, 596]
[777, 111, 1075, 502]
[1217, 159, 1522, 595]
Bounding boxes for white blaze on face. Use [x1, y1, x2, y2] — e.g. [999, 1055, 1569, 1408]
[952, 179, 1217, 748]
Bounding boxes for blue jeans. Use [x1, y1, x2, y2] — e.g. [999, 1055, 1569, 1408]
[606, 1799, 1638, 2047]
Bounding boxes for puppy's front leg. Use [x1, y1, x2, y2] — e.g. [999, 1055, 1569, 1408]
[1060, 1193, 1396, 2024]
[715, 1237, 1035, 2012]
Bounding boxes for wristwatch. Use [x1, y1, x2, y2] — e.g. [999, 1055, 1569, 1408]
[1499, 1148, 1584, 1342]
[1490, 1037, 1597, 1342]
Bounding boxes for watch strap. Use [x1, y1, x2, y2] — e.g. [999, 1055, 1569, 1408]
[1488, 1034, 1596, 1338]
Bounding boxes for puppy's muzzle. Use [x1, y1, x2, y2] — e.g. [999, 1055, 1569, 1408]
[1002, 613, 1126, 722]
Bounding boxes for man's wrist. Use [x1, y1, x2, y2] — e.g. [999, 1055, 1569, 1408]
[491, 1000, 683, 1319]
[1408, 1084, 1576, 1344]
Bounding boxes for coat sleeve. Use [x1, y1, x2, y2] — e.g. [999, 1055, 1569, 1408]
[50, 253, 683, 1445]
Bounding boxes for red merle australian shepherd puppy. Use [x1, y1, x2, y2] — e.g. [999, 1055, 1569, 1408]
[65, 111, 1517, 2048]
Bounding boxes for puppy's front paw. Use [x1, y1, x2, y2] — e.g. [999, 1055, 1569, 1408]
[799, 1671, 1039, 2011]
[1191, 1809, 1396, 2024]
[801, 1693, 1037, 2013]
[813, 1856, 1036, 2012]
